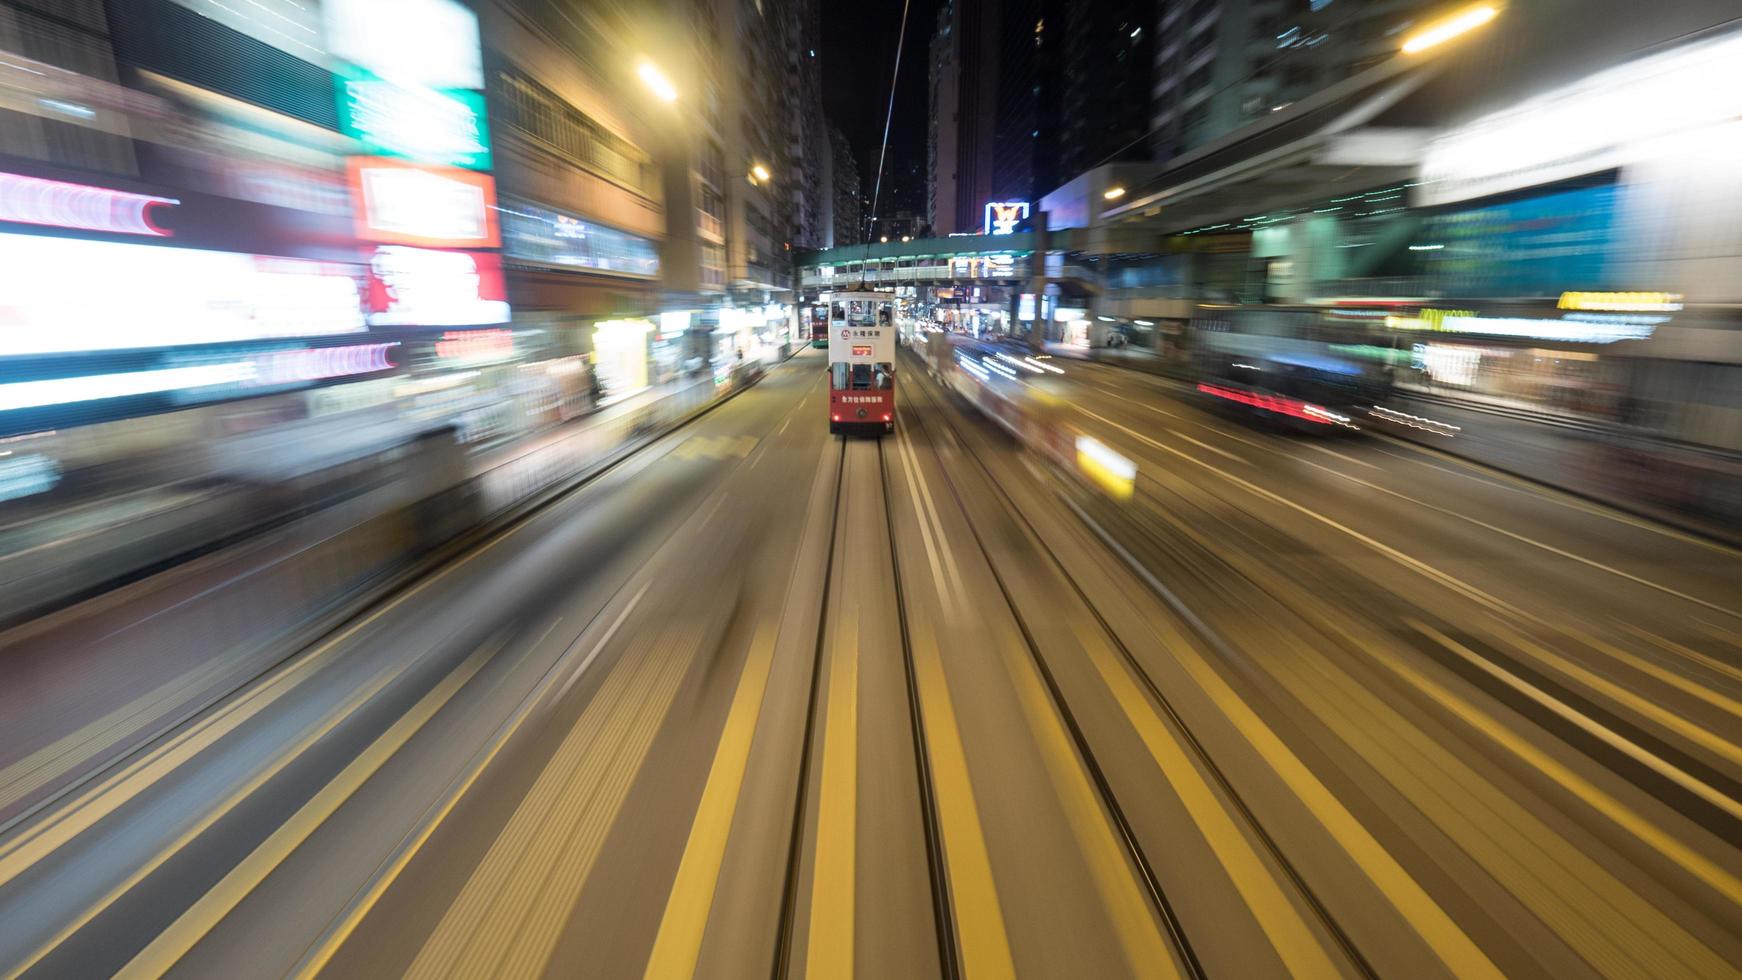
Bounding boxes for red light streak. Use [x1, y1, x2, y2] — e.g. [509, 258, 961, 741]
[1197, 382, 1333, 424]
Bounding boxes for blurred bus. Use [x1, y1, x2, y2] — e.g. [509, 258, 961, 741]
[1188, 304, 1398, 431]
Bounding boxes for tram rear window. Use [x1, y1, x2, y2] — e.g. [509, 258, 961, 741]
[831, 363, 895, 390]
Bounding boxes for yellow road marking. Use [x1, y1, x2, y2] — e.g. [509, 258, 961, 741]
[1083, 637, 1343, 977]
[1163, 624, 1501, 977]
[1566, 626, 1742, 721]
[641, 434, 837, 977]
[1415, 623, 1742, 821]
[908, 628, 1016, 980]
[3, 651, 417, 979]
[639, 621, 779, 979]
[1275, 610, 1726, 976]
[0, 654, 233, 814]
[288, 585, 648, 979]
[114, 637, 499, 978]
[996, 631, 1186, 979]
[0, 464, 578, 885]
[804, 607, 859, 978]
[404, 611, 698, 979]
[1617, 622, 1742, 686]
[1402, 623, 1742, 910]
[1131, 430, 1742, 783]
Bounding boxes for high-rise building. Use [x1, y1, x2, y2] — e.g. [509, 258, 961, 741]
[789, 4, 830, 250]
[925, 0, 996, 234]
[1058, 0, 1158, 179]
[1149, 0, 1441, 162]
[827, 125, 862, 248]
[990, 0, 1062, 205]
[926, 0, 961, 235]
[0, 1, 134, 174]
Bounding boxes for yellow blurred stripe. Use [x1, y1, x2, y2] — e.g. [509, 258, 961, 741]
[2, 649, 415, 980]
[994, 631, 1184, 979]
[804, 609, 860, 978]
[1540, 625, 1742, 728]
[1410, 621, 1742, 908]
[0, 500, 546, 891]
[1287, 616, 1727, 975]
[1386, 624, 1740, 972]
[909, 628, 1015, 980]
[114, 637, 498, 978]
[0, 655, 232, 815]
[641, 620, 779, 978]
[1082, 635, 1344, 977]
[1163, 626, 1501, 978]
[1617, 622, 1742, 686]
[406, 615, 700, 978]
[1421, 623, 1742, 823]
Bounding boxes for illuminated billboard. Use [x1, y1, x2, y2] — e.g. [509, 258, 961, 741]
[349, 157, 500, 249]
[323, 0, 484, 90]
[365, 246, 510, 327]
[338, 70, 491, 170]
[984, 201, 1030, 235]
[0, 232, 365, 356]
[498, 197, 659, 277]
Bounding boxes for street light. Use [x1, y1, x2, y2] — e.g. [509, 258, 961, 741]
[637, 61, 678, 102]
[901, 235, 911, 242]
[749, 163, 771, 184]
[1401, 4, 1498, 54]
[879, 235, 888, 243]
[1103, 186, 1127, 201]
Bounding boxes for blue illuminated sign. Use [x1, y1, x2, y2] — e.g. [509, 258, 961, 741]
[499, 197, 660, 278]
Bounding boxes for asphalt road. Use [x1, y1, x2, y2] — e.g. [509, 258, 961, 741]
[1, 345, 1738, 978]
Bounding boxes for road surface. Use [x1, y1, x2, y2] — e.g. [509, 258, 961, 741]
[1, 346, 1738, 978]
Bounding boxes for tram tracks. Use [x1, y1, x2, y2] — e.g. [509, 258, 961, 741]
[771, 438, 960, 979]
[898, 355, 1377, 979]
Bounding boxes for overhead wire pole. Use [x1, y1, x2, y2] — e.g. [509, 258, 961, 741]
[863, 0, 914, 247]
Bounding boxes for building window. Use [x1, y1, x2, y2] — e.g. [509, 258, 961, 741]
[494, 70, 657, 197]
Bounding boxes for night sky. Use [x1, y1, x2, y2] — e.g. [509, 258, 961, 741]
[822, 0, 944, 221]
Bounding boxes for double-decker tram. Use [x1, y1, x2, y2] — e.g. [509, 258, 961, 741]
[826, 291, 896, 436]
[807, 304, 829, 348]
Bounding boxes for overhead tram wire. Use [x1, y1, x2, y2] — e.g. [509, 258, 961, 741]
[862, 0, 915, 251]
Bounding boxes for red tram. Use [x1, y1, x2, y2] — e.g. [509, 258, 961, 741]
[826, 292, 896, 436]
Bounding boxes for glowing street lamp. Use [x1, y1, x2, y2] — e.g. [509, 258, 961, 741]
[1401, 4, 1498, 54]
[1103, 186, 1127, 201]
[637, 60, 678, 102]
[749, 163, 772, 184]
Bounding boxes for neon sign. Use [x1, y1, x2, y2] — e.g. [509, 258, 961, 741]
[0, 172, 178, 237]
[984, 200, 1030, 236]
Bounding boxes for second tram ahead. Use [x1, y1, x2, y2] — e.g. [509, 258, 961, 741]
[826, 291, 896, 436]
